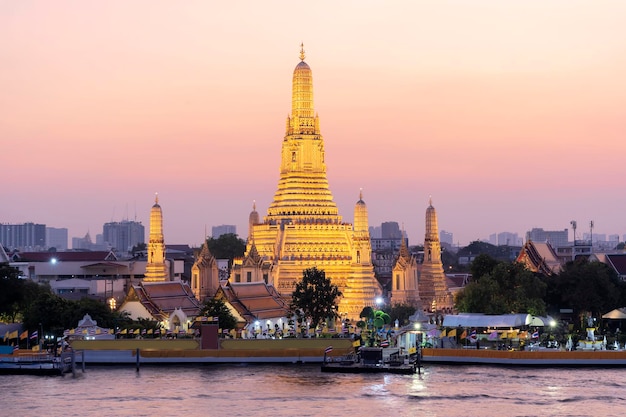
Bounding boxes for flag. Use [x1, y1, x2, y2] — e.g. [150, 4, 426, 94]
[488, 331, 498, 341]
[440, 329, 447, 338]
[19, 330, 28, 340]
[30, 330, 38, 340]
[531, 331, 539, 339]
[448, 329, 457, 337]
[352, 339, 361, 347]
[141, 329, 147, 335]
[3, 331, 8, 341]
[147, 329, 153, 335]
[469, 330, 477, 343]
[380, 340, 390, 348]
[324, 346, 333, 354]
[120, 329, 128, 335]
[134, 329, 140, 335]
[460, 330, 467, 339]
[8, 330, 18, 340]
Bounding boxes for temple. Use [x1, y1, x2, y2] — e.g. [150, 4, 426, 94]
[227, 46, 382, 318]
[419, 198, 454, 313]
[144, 193, 168, 282]
[391, 198, 454, 313]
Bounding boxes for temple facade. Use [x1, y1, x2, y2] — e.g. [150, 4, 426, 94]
[228, 46, 382, 319]
[390, 234, 421, 307]
[144, 194, 168, 282]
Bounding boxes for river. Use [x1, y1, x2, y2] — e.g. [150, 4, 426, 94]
[1, 363, 624, 417]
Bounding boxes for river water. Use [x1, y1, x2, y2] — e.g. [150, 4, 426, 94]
[1, 363, 624, 417]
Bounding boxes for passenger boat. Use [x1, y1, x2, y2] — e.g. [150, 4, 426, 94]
[420, 347, 626, 367]
[0, 351, 74, 376]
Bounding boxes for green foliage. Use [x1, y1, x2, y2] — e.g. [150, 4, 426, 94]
[359, 306, 374, 319]
[470, 254, 500, 281]
[386, 303, 417, 326]
[206, 233, 246, 264]
[200, 298, 238, 330]
[290, 267, 342, 329]
[545, 259, 626, 325]
[456, 260, 546, 315]
[0, 264, 50, 323]
[21, 292, 128, 335]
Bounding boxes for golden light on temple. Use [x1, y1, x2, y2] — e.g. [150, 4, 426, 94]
[230, 46, 382, 318]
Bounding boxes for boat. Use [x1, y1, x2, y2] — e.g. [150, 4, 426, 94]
[420, 347, 626, 367]
[321, 347, 420, 374]
[0, 351, 74, 376]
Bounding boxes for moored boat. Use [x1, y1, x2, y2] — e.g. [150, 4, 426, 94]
[421, 347, 626, 367]
[0, 351, 74, 376]
[321, 347, 419, 374]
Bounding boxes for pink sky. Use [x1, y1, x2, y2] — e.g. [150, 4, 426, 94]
[2, 1, 625, 247]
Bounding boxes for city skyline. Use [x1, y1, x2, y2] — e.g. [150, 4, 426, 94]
[2, 1, 625, 248]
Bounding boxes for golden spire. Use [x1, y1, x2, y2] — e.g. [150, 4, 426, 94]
[299, 43, 305, 61]
[155, 192, 159, 205]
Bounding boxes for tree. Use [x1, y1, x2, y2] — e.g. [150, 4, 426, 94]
[0, 263, 23, 322]
[206, 233, 246, 266]
[545, 259, 626, 329]
[386, 304, 417, 326]
[290, 267, 342, 329]
[200, 298, 238, 330]
[455, 260, 546, 316]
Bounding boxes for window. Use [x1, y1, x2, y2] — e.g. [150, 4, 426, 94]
[246, 271, 252, 282]
[235, 273, 241, 283]
[263, 273, 268, 284]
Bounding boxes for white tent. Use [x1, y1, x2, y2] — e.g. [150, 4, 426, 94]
[602, 308, 626, 320]
[442, 313, 554, 328]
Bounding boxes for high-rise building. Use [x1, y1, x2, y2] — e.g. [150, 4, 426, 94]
[526, 228, 569, 248]
[226, 46, 382, 318]
[440, 230, 453, 246]
[144, 194, 168, 282]
[498, 232, 522, 246]
[102, 220, 145, 254]
[212, 225, 237, 239]
[0, 222, 46, 251]
[381, 222, 401, 239]
[46, 227, 68, 251]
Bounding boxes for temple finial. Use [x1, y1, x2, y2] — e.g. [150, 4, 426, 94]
[253, 200, 256, 211]
[429, 195, 432, 207]
[359, 188, 363, 201]
[299, 43, 305, 61]
[155, 192, 159, 204]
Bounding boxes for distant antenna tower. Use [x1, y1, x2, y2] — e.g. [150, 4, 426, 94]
[590, 220, 594, 246]
[570, 220, 577, 245]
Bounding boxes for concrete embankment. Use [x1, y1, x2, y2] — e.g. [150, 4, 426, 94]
[70, 338, 354, 364]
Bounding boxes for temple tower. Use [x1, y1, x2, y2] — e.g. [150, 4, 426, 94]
[144, 194, 168, 282]
[419, 198, 453, 312]
[232, 46, 381, 319]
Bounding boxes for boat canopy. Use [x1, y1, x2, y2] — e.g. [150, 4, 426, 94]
[442, 313, 554, 328]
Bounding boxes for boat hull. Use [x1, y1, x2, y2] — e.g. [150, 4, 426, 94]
[421, 348, 626, 366]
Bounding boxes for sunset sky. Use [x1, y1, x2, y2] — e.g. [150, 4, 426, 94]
[2, 1, 625, 248]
